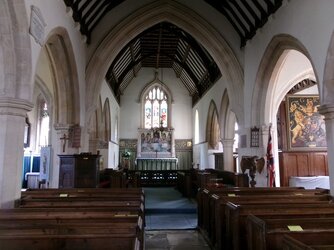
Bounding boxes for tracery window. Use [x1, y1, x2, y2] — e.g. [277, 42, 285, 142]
[144, 86, 168, 129]
[38, 100, 49, 148]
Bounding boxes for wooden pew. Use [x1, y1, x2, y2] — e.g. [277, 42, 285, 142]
[0, 233, 140, 250]
[4, 188, 146, 250]
[282, 235, 314, 250]
[197, 186, 322, 229]
[225, 202, 334, 250]
[282, 234, 334, 250]
[197, 187, 328, 244]
[0, 208, 144, 250]
[21, 188, 144, 198]
[18, 198, 142, 208]
[247, 215, 334, 250]
[211, 193, 331, 249]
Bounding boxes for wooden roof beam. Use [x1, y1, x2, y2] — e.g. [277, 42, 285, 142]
[251, 0, 268, 28]
[205, 0, 244, 45]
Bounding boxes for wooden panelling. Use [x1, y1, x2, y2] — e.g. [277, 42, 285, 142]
[279, 151, 328, 186]
[312, 152, 329, 176]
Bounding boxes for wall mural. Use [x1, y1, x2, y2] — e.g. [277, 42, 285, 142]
[141, 129, 171, 153]
[287, 95, 326, 150]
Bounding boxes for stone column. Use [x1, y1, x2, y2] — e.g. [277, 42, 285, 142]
[318, 104, 334, 196]
[221, 139, 235, 172]
[0, 98, 33, 208]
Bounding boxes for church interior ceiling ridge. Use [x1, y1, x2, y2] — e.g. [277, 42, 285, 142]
[63, 0, 283, 104]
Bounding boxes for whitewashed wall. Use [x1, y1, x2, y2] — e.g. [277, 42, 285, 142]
[120, 68, 192, 140]
[100, 80, 120, 169]
[244, 0, 334, 127]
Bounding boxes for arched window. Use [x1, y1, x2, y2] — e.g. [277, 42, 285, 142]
[144, 86, 169, 129]
[206, 101, 220, 149]
[194, 110, 199, 144]
[37, 99, 49, 148]
[233, 122, 239, 152]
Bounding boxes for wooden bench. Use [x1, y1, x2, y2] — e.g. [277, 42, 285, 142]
[0, 207, 144, 250]
[197, 186, 321, 229]
[0, 232, 140, 250]
[3, 188, 146, 250]
[21, 188, 144, 197]
[247, 215, 334, 250]
[225, 202, 334, 250]
[210, 193, 331, 249]
[282, 234, 334, 250]
[197, 187, 328, 242]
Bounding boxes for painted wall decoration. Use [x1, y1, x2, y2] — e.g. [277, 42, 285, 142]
[141, 129, 171, 153]
[286, 95, 326, 150]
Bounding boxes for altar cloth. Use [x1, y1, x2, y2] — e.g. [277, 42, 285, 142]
[289, 175, 329, 189]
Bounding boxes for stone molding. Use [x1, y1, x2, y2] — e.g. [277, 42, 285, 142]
[318, 104, 334, 120]
[0, 97, 33, 116]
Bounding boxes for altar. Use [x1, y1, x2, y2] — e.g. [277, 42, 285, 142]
[135, 158, 178, 171]
[289, 175, 329, 189]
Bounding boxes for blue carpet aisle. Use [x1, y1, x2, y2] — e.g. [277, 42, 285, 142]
[144, 187, 197, 230]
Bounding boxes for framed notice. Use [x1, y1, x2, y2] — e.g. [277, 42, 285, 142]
[286, 95, 326, 150]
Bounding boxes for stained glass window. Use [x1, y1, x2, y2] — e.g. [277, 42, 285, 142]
[144, 86, 168, 129]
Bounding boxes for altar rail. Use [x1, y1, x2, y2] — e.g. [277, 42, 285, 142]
[135, 158, 178, 171]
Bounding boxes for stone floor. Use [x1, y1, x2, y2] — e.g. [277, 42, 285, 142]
[145, 230, 211, 250]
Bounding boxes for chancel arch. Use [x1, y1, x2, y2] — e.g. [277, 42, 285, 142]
[85, 0, 244, 130]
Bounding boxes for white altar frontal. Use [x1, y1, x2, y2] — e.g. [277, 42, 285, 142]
[289, 176, 330, 189]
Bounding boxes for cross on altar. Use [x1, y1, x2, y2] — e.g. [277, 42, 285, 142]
[60, 134, 69, 152]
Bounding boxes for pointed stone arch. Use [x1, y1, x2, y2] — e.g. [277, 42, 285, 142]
[44, 28, 80, 126]
[219, 89, 237, 140]
[0, 1, 32, 101]
[252, 34, 320, 187]
[252, 34, 317, 126]
[323, 31, 334, 105]
[86, 0, 243, 127]
[206, 100, 220, 149]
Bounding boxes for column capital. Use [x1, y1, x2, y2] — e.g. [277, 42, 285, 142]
[0, 97, 33, 117]
[221, 138, 234, 147]
[54, 123, 73, 133]
[318, 104, 334, 120]
[261, 123, 275, 133]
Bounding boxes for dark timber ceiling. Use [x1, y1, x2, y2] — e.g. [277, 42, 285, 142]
[63, 0, 283, 103]
[105, 22, 221, 103]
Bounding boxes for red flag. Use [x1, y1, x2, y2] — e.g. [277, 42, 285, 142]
[267, 126, 275, 187]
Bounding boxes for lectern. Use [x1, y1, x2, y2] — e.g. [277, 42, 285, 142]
[58, 153, 100, 188]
